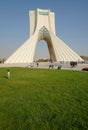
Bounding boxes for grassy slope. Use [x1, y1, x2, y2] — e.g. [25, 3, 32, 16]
[0, 68, 88, 130]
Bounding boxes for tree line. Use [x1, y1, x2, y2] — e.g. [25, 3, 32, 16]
[0, 58, 6, 63]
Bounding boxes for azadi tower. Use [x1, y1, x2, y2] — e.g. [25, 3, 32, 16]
[5, 8, 84, 64]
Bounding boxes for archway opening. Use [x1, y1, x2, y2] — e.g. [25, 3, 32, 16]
[34, 40, 50, 62]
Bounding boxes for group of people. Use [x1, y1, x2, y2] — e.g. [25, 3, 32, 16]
[70, 61, 77, 67]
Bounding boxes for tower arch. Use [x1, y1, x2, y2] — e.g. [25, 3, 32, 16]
[34, 40, 49, 60]
[37, 26, 56, 61]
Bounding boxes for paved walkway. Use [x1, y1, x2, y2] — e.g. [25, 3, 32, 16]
[0, 62, 88, 71]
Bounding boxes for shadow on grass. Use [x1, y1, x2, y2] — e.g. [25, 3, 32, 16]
[3, 75, 9, 79]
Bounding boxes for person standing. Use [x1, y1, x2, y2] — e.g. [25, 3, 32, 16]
[37, 62, 39, 67]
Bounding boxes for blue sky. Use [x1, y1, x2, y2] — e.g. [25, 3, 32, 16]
[0, 0, 88, 59]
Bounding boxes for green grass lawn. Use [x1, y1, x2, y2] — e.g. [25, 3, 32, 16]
[0, 68, 88, 130]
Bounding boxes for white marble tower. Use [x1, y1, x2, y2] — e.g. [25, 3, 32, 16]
[5, 8, 84, 64]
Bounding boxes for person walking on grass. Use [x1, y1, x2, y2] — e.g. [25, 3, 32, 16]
[7, 69, 10, 78]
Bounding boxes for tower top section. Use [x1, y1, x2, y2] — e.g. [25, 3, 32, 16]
[30, 8, 54, 14]
[29, 8, 55, 37]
